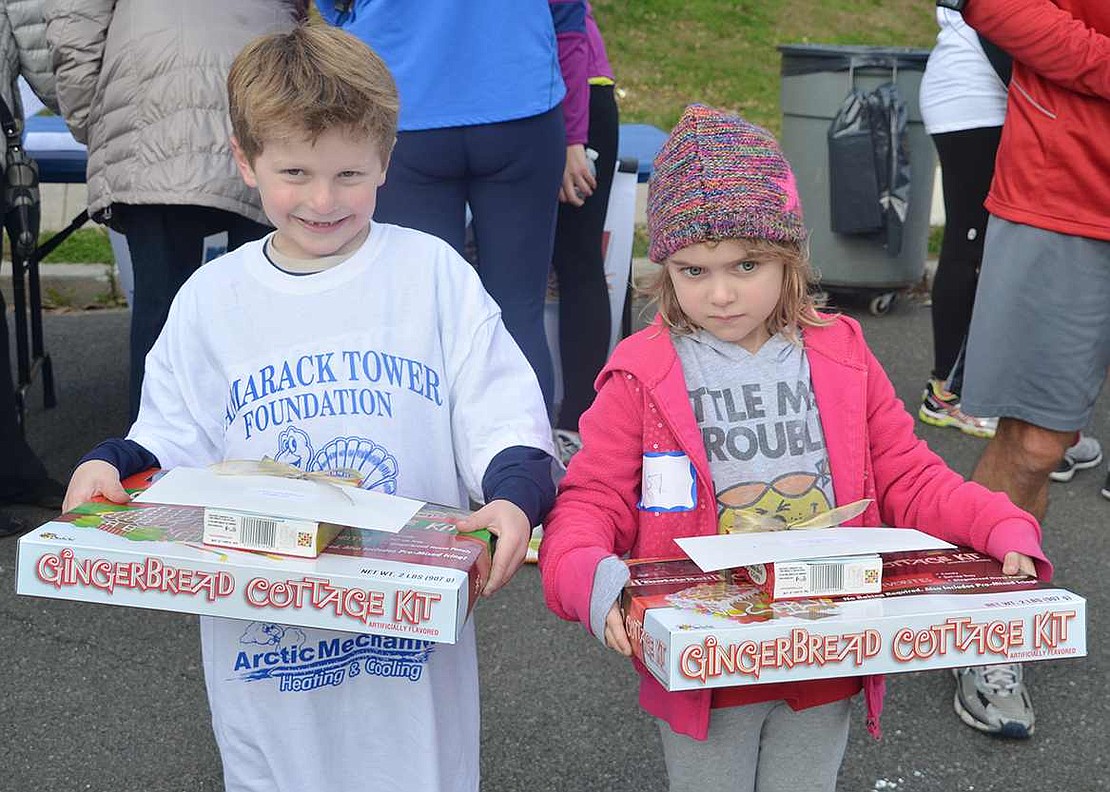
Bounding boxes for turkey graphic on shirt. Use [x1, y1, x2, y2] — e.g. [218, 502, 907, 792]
[716, 470, 832, 534]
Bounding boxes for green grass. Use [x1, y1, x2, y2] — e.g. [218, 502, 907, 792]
[2, 227, 115, 264]
[928, 225, 944, 258]
[40, 227, 115, 264]
[632, 224, 649, 259]
[594, 0, 936, 133]
[600, 0, 942, 247]
[22, 2, 937, 265]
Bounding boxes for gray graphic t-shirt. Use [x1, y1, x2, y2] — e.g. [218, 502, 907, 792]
[673, 329, 835, 533]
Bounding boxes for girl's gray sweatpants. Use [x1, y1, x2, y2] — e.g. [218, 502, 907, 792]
[657, 697, 851, 792]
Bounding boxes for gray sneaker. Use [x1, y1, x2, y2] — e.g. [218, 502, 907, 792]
[1100, 468, 1110, 502]
[1050, 433, 1103, 482]
[554, 429, 584, 465]
[953, 664, 1035, 738]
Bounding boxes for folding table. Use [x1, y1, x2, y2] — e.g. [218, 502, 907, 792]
[8, 114, 89, 425]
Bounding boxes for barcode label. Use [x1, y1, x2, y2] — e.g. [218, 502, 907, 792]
[809, 562, 843, 594]
[241, 516, 278, 549]
[766, 556, 881, 599]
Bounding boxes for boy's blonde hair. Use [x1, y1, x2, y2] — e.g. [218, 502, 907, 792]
[644, 238, 828, 341]
[228, 23, 399, 163]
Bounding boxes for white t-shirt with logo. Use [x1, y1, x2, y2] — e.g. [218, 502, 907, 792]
[129, 223, 554, 792]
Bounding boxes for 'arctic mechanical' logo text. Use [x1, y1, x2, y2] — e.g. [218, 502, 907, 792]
[231, 622, 433, 692]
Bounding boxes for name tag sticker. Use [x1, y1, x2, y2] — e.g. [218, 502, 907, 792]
[639, 452, 697, 512]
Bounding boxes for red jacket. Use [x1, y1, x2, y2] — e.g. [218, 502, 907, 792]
[539, 314, 1051, 740]
[963, 0, 1110, 240]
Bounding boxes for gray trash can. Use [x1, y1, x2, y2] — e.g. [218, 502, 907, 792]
[778, 44, 935, 315]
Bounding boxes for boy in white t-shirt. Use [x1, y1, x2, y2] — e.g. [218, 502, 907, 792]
[61, 24, 558, 792]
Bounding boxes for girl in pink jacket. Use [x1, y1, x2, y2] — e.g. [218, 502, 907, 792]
[538, 104, 1050, 792]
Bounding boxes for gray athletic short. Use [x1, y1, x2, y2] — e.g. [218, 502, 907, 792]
[962, 216, 1110, 432]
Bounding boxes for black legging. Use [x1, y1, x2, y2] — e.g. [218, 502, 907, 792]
[119, 204, 272, 421]
[373, 107, 566, 412]
[552, 84, 619, 431]
[0, 286, 52, 498]
[929, 125, 1003, 390]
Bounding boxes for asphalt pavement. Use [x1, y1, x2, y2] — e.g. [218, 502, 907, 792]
[2, 292, 1105, 792]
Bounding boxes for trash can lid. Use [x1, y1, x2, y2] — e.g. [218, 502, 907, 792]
[778, 44, 929, 76]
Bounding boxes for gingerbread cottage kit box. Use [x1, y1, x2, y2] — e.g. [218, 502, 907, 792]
[16, 470, 491, 644]
[623, 551, 1086, 692]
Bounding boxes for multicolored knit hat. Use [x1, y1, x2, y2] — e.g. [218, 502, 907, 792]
[647, 104, 806, 263]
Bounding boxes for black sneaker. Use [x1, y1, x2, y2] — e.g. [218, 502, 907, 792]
[2, 478, 66, 511]
[1050, 434, 1103, 483]
[0, 515, 27, 538]
[554, 429, 584, 466]
[1100, 468, 1110, 502]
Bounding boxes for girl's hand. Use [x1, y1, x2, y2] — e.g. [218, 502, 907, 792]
[62, 460, 130, 513]
[1002, 551, 1037, 577]
[604, 601, 632, 656]
[457, 499, 530, 596]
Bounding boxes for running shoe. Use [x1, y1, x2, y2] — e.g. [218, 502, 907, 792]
[1100, 468, 1110, 502]
[524, 525, 543, 564]
[952, 664, 1035, 738]
[918, 379, 997, 438]
[1050, 433, 1103, 482]
[554, 429, 584, 465]
[1, 515, 27, 539]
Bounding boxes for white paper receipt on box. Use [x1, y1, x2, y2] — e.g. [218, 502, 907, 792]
[134, 467, 422, 533]
[640, 452, 696, 512]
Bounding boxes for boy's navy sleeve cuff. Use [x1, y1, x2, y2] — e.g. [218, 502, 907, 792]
[79, 439, 160, 479]
[481, 445, 557, 527]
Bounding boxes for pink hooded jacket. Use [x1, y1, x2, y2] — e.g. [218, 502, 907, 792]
[539, 313, 1052, 740]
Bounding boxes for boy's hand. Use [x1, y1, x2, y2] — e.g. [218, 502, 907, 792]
[604, 602, 632, 656]
[1002, 551, 1037, 577]
[456, 499, 530, 596]
[62, 460, 130, 513]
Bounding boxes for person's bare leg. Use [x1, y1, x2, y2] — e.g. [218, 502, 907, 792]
[971, 417, 1073, 522]
[956, 417, 1068, 740]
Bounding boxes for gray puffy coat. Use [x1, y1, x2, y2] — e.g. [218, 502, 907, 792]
[44, 0, 302, 227]
[1, 0, 56, 127]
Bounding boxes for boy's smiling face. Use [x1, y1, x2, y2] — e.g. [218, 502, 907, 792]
[233, 128, 389, 259]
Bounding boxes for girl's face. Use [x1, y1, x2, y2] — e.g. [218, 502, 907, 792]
[666, 239, 784, 353]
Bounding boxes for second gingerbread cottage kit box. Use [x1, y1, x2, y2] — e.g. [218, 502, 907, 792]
[622, 553, 1086, 692]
